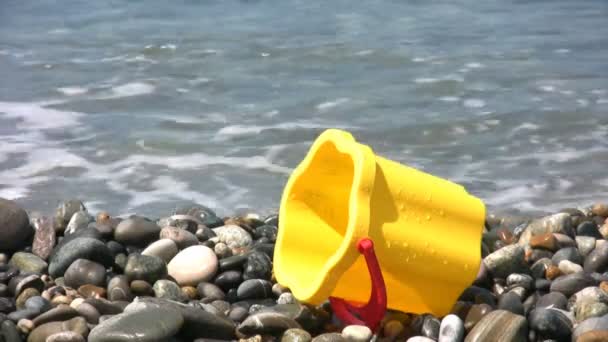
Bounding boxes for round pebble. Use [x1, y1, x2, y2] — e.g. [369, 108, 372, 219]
[341, 325, 372, 342]
[168, 245, 218, 286]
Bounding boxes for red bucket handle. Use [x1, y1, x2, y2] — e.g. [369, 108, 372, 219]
[329, 238, 387, 332]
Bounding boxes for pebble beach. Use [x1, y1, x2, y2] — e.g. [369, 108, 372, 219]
[2, 198, 608, 341]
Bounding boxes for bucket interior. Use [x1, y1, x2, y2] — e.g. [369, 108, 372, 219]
[277, 140, 357, 295]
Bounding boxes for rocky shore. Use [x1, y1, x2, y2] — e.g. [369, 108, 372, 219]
[1, 197, 608, 341]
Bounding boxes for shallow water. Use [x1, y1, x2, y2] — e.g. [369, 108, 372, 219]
[1, 0, 607, 217]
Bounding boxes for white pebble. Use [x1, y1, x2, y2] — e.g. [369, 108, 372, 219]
[407, 337, 436, 342]
[439, 314, 464, 342]
[168, 245, 218, 286]
[277, 292, 296, 305]
[558, 260, 583, 274]
[342, 325, 372, 342]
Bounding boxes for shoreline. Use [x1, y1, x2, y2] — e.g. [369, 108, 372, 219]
[1, 198, 608, 341]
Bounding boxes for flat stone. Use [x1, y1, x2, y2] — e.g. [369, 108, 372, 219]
[237, 279, 273, 300]
[130, 280, 153, 296]
[585, 243, 608, 273]
[281, 328, 312, 342]
[78, 284, 106, 298]
[519, 213, 574, 245]
[113, 217, 161, 247]
[27, 317, 88, 342]
[13, 274, 44, 297]
[63, 259, 106, 288]
[497, 292, 524, 315]
[559, 259, 584, 275]
[48, 238, 113, 278]
[88, 306, 183, 342]
[243, 251, 272, 281]
[552, 247, 583, 265]
[74, 302, 100, 324]
[159, 226, 199, 249]
[550, 273, 596, 297]
[578, 221, 602, 238]
[463, 304, 493, 331]
[168, 245, 218, 286]
[537, 292, 568, 310]
[32, 305, 78, 326]
[528, 308, 572, 340]
[32, 216, 56, 261]
[578, 236, 597, 257]
[0, 198, 32, 251]
[107, 275, 133, 302]
[464, 310, 527, 342]
[438, 314, 464, 342]
[8, 252, 47, 274]
[529, 233, 558, 251]
[84, 298, 125, 315]
[124, 254, 167, 284]
[142, 239, 178, 263]
[197, 282, 225, 301]
[483, 245, 527, 279]
[237, 311, 301, 336]
[341, 325, 372, 342]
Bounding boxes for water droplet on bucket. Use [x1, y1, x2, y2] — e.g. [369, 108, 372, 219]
[412, 253, 417, 259]
[439, 209, 445, 217]
[464, 264, 470, 271]
[443, 260, 448, 265]
[430, 248, 436, 255]
[399, 203, 405, 210]
[427, 193, 432, 201]
[405, 257, 410, 263]
[426, 214, 431, 221]
[403, 242, 409, 248]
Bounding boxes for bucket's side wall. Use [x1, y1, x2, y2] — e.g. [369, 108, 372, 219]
[331, 156, 485, 315]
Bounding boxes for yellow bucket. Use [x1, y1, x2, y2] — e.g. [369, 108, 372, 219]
[274, 129, 485, 316]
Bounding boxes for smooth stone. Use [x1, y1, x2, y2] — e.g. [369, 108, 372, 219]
[219, 254, 248, 272]
[572, 314, 608, 340]
[106, 241, 125, 256]
[0, 198, 33, 251]
[142, 239, 178, 263]
[585, 243, 608, 273]
[458, 286, 496, 307]
[9, 252, 47, 274]
[243, 251, 272, 281]
[130, 280, 153, 296]
[51, 229, 103, 261]
[421, 316, 440, 340]
[528, 308, 572, 340]
[464, 310, 527, 342]
[153, 280, 186, 302]
[576, 301, 608, 322]
[78, 284, 106, 299]
[497, 292, 524, 315]
[578, 236, 597, 257]
[530, 233, 558, 251]
[1, 320, 22, 342]
[578, 330, 608, 342]
[63, 259, 106, 288]
[84, 298, 125, 315]
[75, 302, 100, 324]
[88, 306, 183, 342]
[438, 314, 464, 342]
[592, 203, 608, 217]
[14, 274, 44, 297]
[570, 287, 608, 311]
[578, 221, 602, 238]
[506, 273, 534, 290]
[552, 247, 583, 265]
[254, 225, 277, 242]
[229, 306, 249, 322]
[174, 205, 224, 228]
[237, 279, 273, 300]
[519, 213, 574, 245]
[259, 304, 319, 332]
[197, 282, 225, 301]
[463, 304, 493, 331]
[341, 325, 372, 342]
[559, 260, 584, 275]
[24, 296, 50, 314]
[550, 273, 596, 297]
[64, 211, 92, 236]
[70, 298, 84, 309]
[113, 217, 160, 247]
[27, 317, 88, 342]
[48, 238, 113, 278]
[482, 244, 527, 279]
[547, 265, 562, 280]
[536, 278, 551, 292]
[114, 253, 127, 272]
[531, 258, 553, 279]
[237, 312, 301, 336]
[107, 275, 133, 302]
[159, 226, 199, 250]
[53, 200, 86, 232]
[124, 254, 167, 284]
[168, 246, 218, 286]
[282, 328, 312, 342]
[46, 331, 86, 342]
[214, 242, 232, 259]
[406, 338, 435, 342]
[554, 233, 577, 248]
[18, 318, 34, 334]
[16, 288, 41, 310]
[8, 308, 39, 321]
[32, 305, 78, 326]
[213, 225, 253, 250]
[537, 292, 568, 310]
[277, 293, 296, 305]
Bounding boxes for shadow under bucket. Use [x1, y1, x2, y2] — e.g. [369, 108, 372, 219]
[273, 129, 485, 317]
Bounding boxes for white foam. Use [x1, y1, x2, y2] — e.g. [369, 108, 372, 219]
[554, 48, 571, 54]
[111, 82, 156, 98]
[412, 57, 427, 62]
[591, 89, 606, 95]
[597, 98, 608, 104]
[463, 99, 486, 108]
[512, 122, 540, 132]
[484, 119, 500, 126]
[0, 102, 83, 130]
[316, 98, 350, 111]
[439, 96, 460, 102]
[539, 85, 556, 92]
[216, 122, 329, 137]
[355, 49, 374, 56]
[414, 78, 438, 84]
[451, 126, 467, 135]
[465, 62, 485, 69]
[577, 99, 589, 107]
[57, 87, 88, 96]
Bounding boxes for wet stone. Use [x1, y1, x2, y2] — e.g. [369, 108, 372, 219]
[497, 292, 524, 316]
[130, 280, 153, 296]
[551, 273, 596, 297]
[572, 314, 608, 340]
[243, 251, 272, 281]
[559, 259, 584, 275]
[281, 328, 312, 342]
[153, 279, 186, 302]
[168, 245, 218, 286]
[552, 247, 583, 266]
[213, 225, 253, 251]
[483, 245, 527, 279]
[577, 236, 597, 257]
[463, 304, 493, 331]
[63, 259, 106, 289]
[107, 275, 132, 302]
[160, 226, 199, 250]
[527, 248, 554, 264]
[237, 279, 273, 300]
[578, 221, 602, 238]
[438, 314, 464, 342]
[464, 310, 527, 342]
[506, 273, 534, 291]
[421, 316, 440, 340]
[531, 258, 552, 279]
[113, 216, 161, 247]
[64, 211, 92, 236]
[1, 320, 22, 342]
[28, 316, 89, 342]
[48, 237, 113, 278]
[537, 292, 568, 310]
[75, 302, 100, 324]
[46, 331, 86, 342]
[528, 308, 572, 341]
[214, 270, 242, 291]
[585, 243, 608, 274]
[124, 253, 167, 284]
[141, 239, 179, 263]
[341, 325, 372, 342]
[311, 333, 346, 342]
[32, 305, 79, 326]
[529, 233, 558, 251]
[16, 288, 40, 310]
[53, 200, 86, 233]
[546, 265, 562, 280]
[519, 213, 574, 245]
[197, 282, 225, 301]
[9, 252, 47, 274]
